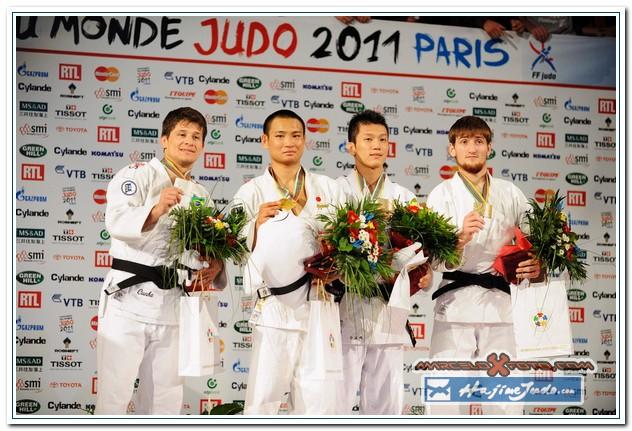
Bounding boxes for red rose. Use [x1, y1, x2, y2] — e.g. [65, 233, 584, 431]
[347, 210, 359, 224]
[407, 205, 420, 214]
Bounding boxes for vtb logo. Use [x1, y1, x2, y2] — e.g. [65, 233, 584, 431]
[59, 64, 82, 81]
[21, 164, 45, 181]
[341, 82, 362, 98]
[306, 118, 329, 133]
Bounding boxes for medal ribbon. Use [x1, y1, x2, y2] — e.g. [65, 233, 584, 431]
[269, 166, 304, 200]
[161, 157, 191, 180]
[457, 170, 490, 213]
[355, 169, 385, 200]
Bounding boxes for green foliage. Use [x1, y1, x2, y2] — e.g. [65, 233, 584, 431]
[204, 402, 244, 415]
[390, 199, 460, 267]
[524, 190, 587, 283]
[169, 201, 248, 264]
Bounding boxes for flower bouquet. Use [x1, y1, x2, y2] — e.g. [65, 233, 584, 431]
[389, 199, 460, 292]
[311, 198, 395, 299]
[169, 198, 248, 264]
[522, 190, 587, 283]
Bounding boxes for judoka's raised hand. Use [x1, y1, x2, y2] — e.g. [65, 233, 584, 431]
[255, 200, 282, 230]
[142, 187, 183, 231]
[458, 210, 485, 248]
[252, 200, 282, 249]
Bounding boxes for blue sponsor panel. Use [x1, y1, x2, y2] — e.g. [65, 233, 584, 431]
[424, 376, 583, 404]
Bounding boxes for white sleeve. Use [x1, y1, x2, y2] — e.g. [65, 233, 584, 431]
[104, 166, 154, 242]
[232, 182, 259, 252]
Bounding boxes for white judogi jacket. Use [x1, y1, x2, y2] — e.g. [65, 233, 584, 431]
[336, 171, 417, 345]
[234, 167, 345, 331]
[426, 174, 529, 323]
[101, 158, 223, 325]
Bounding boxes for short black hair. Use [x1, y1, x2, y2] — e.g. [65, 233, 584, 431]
[161, 107, 207, 141]
[348, 110, 388, 143]
[448, 115, 493, 144]
[263, 109, 305, 136]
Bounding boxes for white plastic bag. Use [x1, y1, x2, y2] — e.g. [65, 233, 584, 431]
[511, 279, 573, 359]
[178, 294, 222, 376]
[300, 285, 343, 381]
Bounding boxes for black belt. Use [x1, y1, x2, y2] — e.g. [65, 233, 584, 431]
[432, 270, 510, 300]
[106, 258, 184, 295]
[257, 272, 311, 300]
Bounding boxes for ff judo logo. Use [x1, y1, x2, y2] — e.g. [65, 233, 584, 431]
[530, 39, 557, 81]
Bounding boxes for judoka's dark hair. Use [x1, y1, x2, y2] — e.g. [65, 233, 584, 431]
[347, 110, 388, 143]
[263, 109, 305, 136]
[448, 115, 493, 145]
[162, 107, 207, 141]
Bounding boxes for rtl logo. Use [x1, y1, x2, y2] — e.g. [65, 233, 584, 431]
[598, 98, 616, 114]
[18, 291, 42, 308]
[204, 153, 226, 169]
[91, 377, 98, 395]
[469, 404, 484, 415]
[21, 164, 45, 181]
[388, 142, 396, 158]
[409, 323, 425, 340]
[536, 132, 555, 148]
[59, 64, 82, 81]
[569, 307, 585, 323]
[341, 82, 362, 98]
[94, 251, 112, 268]
[97, 126, 120, 143]
[567, 190, 587, 207]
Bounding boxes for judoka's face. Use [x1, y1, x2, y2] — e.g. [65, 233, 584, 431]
[348, 123, 389, 169]
[161, 121, 204, 169]
[449, 133, 491, 175]
[262, 117, 305, 165]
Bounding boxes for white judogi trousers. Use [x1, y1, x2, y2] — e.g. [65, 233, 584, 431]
[95, 308, 182, 415]
[426, 321, 523, 416]
[335, 343, 404, 415]
[244, 325, 338, 415]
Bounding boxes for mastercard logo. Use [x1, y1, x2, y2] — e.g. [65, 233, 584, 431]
[90, 315, 98, 331]
[94, 66, 120, 82]
[204, 89, 228, 105]
[93, 189, 107, 205]
[534, 188, 556, 203]
[306, 118, 329, 133]
[439, 165, 458, 180]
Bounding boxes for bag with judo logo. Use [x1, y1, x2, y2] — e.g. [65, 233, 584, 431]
[299, 281, 343, 381]
[510, 279, 573, 360]
[178, 293, 221, 376]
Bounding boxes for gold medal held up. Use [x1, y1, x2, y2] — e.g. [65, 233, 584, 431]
[473, 201, 493, 218]
[279, 198, 297, 211]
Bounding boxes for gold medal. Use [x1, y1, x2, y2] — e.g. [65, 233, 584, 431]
[279, 198, 297, 211]
[377, 198, 393, 214]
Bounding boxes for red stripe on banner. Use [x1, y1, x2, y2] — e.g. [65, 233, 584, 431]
[17, 47, 616, 91]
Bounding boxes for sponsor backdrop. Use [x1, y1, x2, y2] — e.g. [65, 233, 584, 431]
[14, 16, 617, 416]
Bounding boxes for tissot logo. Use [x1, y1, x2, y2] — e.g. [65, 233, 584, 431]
[341, 82, 361, 98]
